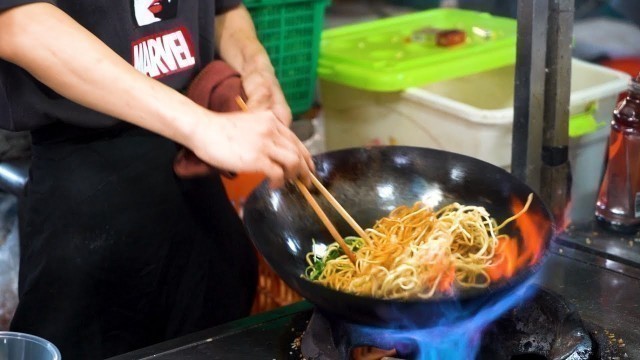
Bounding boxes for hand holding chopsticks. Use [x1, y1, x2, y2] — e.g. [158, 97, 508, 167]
[234, 96, 314, 188]
[235, 96, 366, 264]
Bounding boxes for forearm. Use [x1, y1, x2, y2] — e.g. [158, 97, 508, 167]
[0, 3, 312, 186]
[0, 3, 204, 147]
[214, 5, 292, 124]
[214, 5, 273, 76]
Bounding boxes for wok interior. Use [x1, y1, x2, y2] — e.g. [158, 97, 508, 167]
[243, 146, 554, 309]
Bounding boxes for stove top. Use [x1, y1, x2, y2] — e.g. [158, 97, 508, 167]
[108, 223, 640, 360]
[300, 286, 608, 360]
[298, 286, 624, 359]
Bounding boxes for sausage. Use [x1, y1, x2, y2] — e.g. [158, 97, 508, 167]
[436, 29, 466, 47]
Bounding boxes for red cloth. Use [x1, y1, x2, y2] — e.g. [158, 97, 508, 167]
[174, 60, 246, 178]
[186, 60, 247, 112]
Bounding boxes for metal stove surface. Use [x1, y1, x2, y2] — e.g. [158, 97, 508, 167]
[109, 230, 640, 360]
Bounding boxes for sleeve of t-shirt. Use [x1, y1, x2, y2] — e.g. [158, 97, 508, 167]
[215, 0, 242, 14]
[0, 0, 56, 12]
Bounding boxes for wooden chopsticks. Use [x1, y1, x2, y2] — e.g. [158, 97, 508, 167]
[234, 96, 364, 264]
[308, 175, 370, 242]
[293, 179, 357, 263]
[235, 96, 250, 112]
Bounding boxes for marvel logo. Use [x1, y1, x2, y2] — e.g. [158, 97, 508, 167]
[131, 27, 195, 79]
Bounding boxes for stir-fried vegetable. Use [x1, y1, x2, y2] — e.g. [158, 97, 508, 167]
[306, 236, 364, 281]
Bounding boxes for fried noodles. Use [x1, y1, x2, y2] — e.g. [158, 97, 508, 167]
[304, 194, 533, 300]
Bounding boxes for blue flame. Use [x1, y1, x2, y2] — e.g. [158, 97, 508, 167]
[349, 277, 538, 359]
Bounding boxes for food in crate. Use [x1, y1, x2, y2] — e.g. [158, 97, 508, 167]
[409, 27, 467, 47]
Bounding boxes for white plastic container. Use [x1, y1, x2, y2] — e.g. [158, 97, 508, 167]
[320, 58, 630, 221]
[0, 332, 61, 360]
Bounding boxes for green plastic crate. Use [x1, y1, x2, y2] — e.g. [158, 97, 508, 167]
[318, 8, 518, 91]
[245, 0, 329, 115]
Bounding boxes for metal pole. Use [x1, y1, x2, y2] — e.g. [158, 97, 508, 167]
[512, 0, 549, 192]
[541, 0, 574, 227]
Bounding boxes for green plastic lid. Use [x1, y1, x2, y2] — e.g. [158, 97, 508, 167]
[318, 8, 518, 92]
[569, 102, 606, 138]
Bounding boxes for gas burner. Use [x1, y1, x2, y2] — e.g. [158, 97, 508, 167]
[479, 287, 591, 359]
[295, 287, 626, 360]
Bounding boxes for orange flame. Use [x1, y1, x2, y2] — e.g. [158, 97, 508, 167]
[437, 264, 456, 294]
[488, 196, 548, 282]
[557, 198, 572, 234]
[487, 235, 518, 280]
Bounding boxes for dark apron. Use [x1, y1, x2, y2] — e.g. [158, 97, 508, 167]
[10, 123, 257, 359]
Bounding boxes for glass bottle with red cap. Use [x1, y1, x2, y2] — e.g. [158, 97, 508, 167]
[595, 73, 640, 233]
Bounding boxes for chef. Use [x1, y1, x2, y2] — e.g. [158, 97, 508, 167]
[0, 0, 313, 358]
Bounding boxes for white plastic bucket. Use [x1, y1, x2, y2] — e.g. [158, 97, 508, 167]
[321, 58, 630, 221]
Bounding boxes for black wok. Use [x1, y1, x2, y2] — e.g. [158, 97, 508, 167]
[243, 146, 555, 329]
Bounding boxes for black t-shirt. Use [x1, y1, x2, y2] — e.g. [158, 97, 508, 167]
[0, 0, 241, 130]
